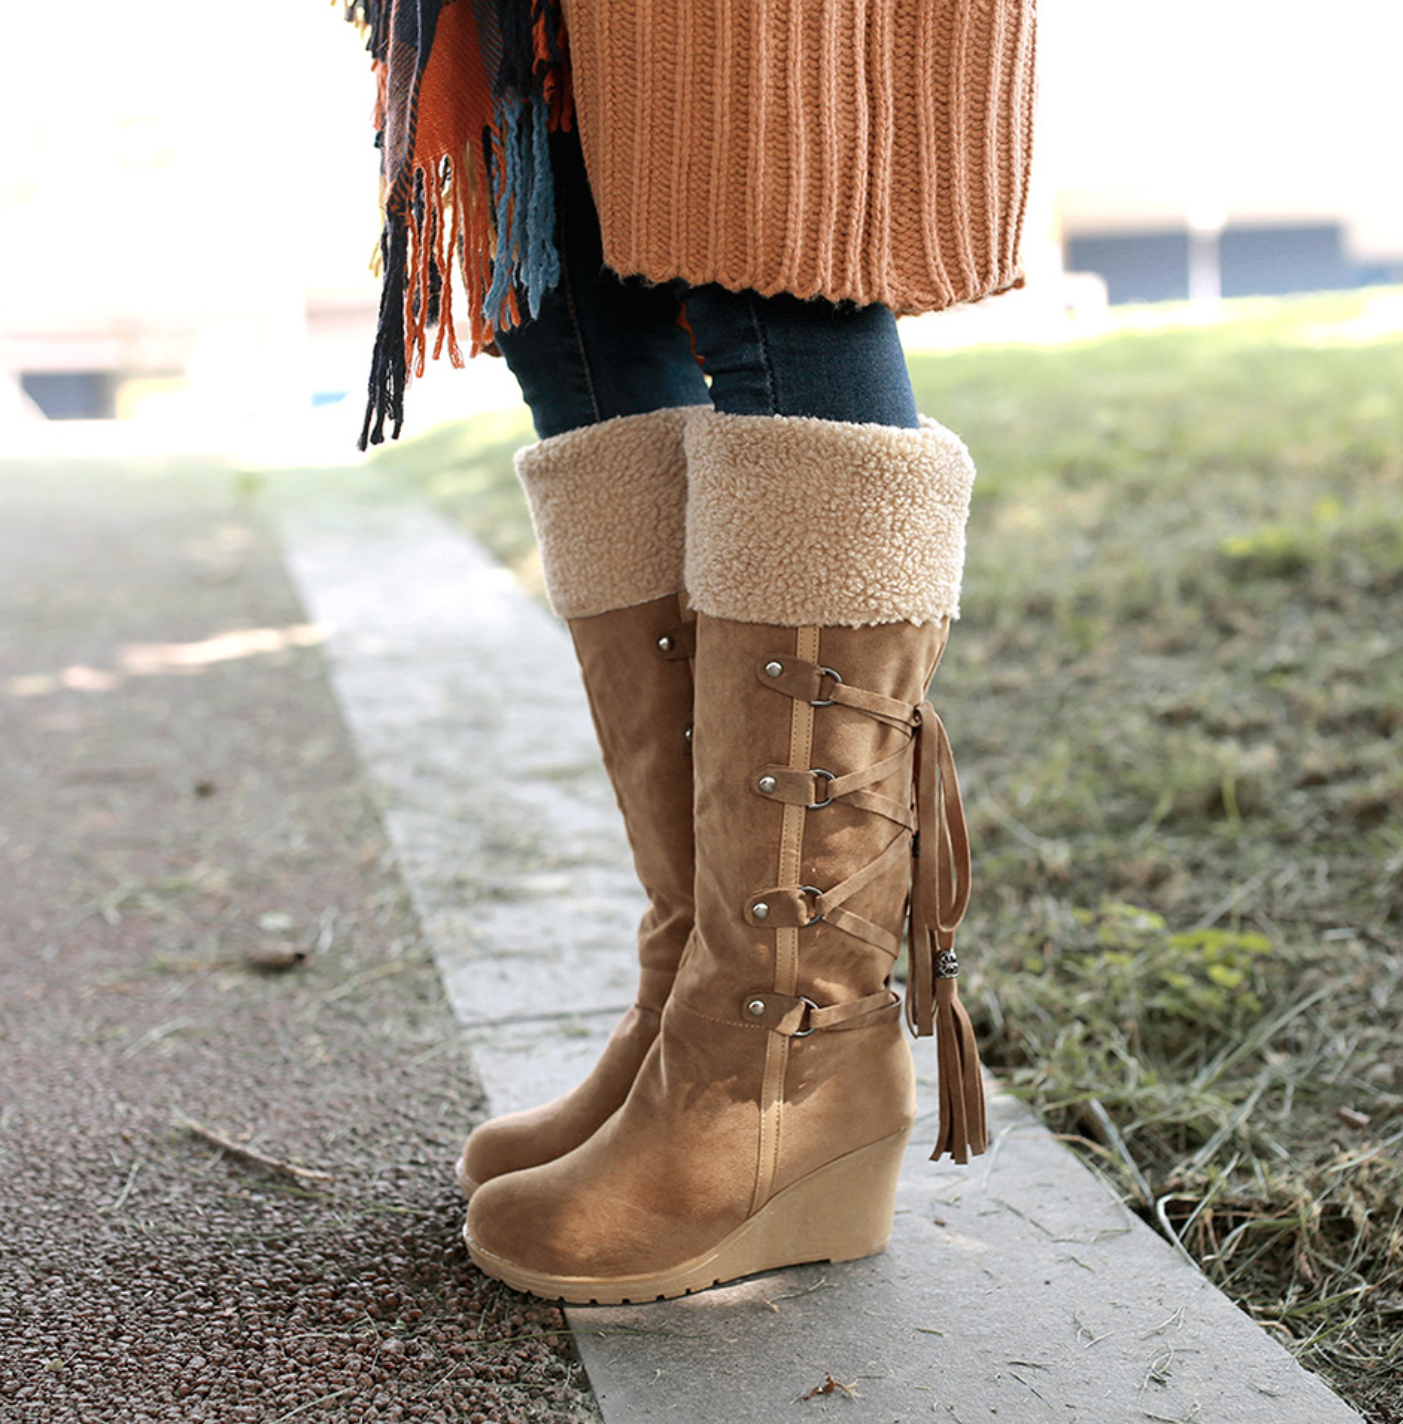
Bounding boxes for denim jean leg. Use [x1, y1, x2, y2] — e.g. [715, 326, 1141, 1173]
[494, 128, 710, 440]
[679, 285, 919, 429]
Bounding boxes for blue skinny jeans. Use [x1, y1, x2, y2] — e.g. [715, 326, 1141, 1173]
[495, 128, 919, 439]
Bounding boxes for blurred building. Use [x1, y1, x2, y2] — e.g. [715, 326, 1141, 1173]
[1045, 0, 1403, 304]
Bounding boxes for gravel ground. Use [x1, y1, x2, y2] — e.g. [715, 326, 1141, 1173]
[0, 456, 600, 1424]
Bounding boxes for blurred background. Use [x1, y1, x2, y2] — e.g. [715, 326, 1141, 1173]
[4, 0, 1402, 453]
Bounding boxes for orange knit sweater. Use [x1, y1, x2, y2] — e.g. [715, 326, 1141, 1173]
[564, 0, 1037, 313]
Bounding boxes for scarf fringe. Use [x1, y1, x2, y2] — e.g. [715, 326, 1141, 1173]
[483, 93, 561, 326]
[359, 219, 409, 448]
[343, 2, 390, 55]
[350, 0, 572, 449]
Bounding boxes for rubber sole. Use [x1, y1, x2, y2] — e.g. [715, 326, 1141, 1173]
[463, 1127, 910, 1305]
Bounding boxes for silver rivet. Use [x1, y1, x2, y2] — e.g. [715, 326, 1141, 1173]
[684, 725, 693, 742]
[747, 998, 767, 1017]
[752, 901, 770, 920]
[757, 775, 777, 794]
[764, 661, 783, 678]
[658, 635, 674, 652]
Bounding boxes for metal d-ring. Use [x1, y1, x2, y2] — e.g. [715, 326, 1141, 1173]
[793, 995, 821, 1037]
[798, 886, 825, 926]
[809, 667, 843, 707]
[806, 768, 835, 809]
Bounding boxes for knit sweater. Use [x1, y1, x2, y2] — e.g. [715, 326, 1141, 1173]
[346, 0, 1037, 444]
[565, 0, 1037, 315]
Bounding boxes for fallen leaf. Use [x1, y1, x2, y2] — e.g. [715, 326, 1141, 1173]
[802, 1374, 859, 1401]
[244, 944, 309, 972]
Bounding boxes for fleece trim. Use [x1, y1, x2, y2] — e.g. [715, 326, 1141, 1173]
[515, 407, 704, 619]
[683, 411, 976, 628]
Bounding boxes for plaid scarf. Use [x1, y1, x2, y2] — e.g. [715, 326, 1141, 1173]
[345, 0, 571, 448]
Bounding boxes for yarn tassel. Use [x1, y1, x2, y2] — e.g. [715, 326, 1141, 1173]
[520, 92, 560, 316]
[483, 93, 560, 326]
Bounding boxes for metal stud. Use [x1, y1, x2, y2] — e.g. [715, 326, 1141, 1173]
[752, 901, 770, 920]
[684, 725, 693, 743]
[658, 635, 674, 653]
[757, 775, 777, 794]
[764, 660, 783, 678]
[747, 998, 767, 1018]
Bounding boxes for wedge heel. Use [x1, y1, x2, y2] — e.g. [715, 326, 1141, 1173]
[465, 1127, 910, 1305]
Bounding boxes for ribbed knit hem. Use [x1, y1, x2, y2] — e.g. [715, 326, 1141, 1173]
[683, 411, 976, 629]
[564, 0, 1036, 314]
[516, 408, 703, 620]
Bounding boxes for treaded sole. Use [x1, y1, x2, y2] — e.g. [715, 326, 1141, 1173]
[463, 1127, 909, 1305]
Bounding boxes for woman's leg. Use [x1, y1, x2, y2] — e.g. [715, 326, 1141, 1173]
[495, 127, 914, 438]
[679, 283, 919, 429]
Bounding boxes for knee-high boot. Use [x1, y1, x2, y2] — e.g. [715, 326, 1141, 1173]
[458, 407, 702, 1195]
[465, 410, 986, 1301]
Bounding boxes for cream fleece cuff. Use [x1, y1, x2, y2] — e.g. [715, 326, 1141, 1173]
[683, 410, 976, 628]
[515, 407, 703, 620]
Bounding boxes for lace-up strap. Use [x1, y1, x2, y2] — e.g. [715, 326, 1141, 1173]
[756, 656, 917, 729]
[745, 828, 912, 956]
[752, 741, 917, 829]
[754, 649, 986, 1164]
[737, 989, 900, 1036]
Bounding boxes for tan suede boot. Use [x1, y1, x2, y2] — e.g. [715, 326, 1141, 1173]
[465, 411, 987, 1302]
[457, 407, 702, 1196]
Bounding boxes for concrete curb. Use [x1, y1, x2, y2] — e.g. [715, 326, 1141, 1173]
[273, 475, 1364, 1424]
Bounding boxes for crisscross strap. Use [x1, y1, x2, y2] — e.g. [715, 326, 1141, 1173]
[756, 656, 918, 730]
[753, 742, 917, 830]
[746, 829, 911, 956]
[754, 650, 987, 1164]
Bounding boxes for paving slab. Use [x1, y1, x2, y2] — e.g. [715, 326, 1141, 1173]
[272, 472, 1365, 1424]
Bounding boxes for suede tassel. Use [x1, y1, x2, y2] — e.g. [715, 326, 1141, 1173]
[909, 703, 987, 1163]
[931, 962, 987, 1163]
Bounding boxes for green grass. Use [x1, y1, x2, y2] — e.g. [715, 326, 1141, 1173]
[376, 289, 1403, 1423]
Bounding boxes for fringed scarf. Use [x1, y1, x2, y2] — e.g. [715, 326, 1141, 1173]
[345, 0, 572, 448]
